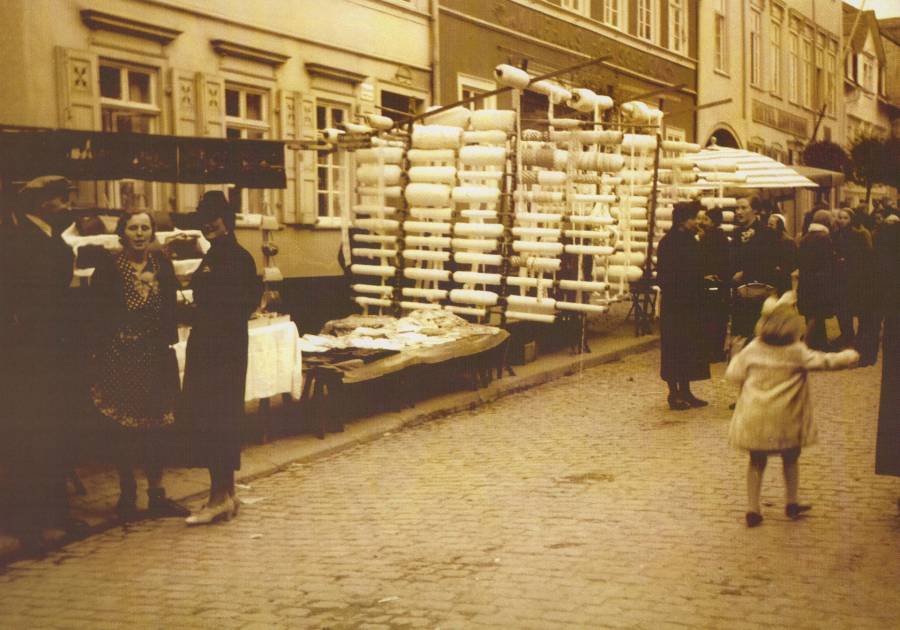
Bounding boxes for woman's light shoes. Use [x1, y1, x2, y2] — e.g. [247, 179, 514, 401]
[185, 497, 235, 526]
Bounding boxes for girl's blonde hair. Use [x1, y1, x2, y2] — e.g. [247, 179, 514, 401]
[755, 292, 805, 346]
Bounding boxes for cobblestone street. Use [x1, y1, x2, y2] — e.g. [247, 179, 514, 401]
[0, 347, 897, 629]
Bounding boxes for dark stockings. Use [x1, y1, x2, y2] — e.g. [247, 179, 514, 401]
[208, 465, 234, 506]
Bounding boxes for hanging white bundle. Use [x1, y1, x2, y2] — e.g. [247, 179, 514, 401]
[575, 129, 624, 145]
[409, 207, 454, 221]
[406, 235, 451, 248]
[702, 172, 749, 183]
[449, 289, 499, 306]
[444, 305, 487, 317]
[462, 130, 509, 145]
[353, 218, 400, 232]
[411, 125, 463, 150]
[355, 296, 391, 308]
[569, 214, 615, 226]
[572, 193, 616, 204]
[352, 248, 398, 258]
[577, 152, 625, 173]
[452, 185, 501, 204]
[660, 140, 701, 153]
[603, 264, 643, 282]
[351, 264, 397, 277]
[356, 164, 403, 186]
[453, 271, 503, 285]
[357, 186, 402, 199]
[507, 295, 556, 310]
[401, 301, 442, 311]
[506, 276, 540, 288]
[547, 118, 582, 129]
[700, 197, 738, 209]
[320, 128, 345, 143]
[404, 267, 451, 282]
[403, 249, 451, 262]
[567, 88, 614, 113]
[352, 284, 394, 296]
[407, 149, 457, 164]
[621, 101, 663, 123]
[608, 251, 646, 266]
[451, 237, 499, 250]
[405, 183, 452, 206]
[365, 114, 394, 131]
[559, 279, 608, 292]
[403, 220, 452, 234]
[519, 170, 567, 186]
[343, 122, 373, 134]
[494, 64, 531, 89]
[618, 170, 653, 185]
[454, 251, 503, 266]
[658, 157, 695, 170]
[402, 287, 448, 301]
[514, 190, 565, 203]
[524, 257, 562, 272]
[513, 241, 564, 255]
[512, 226, 561, 238]
[352, 204, 397, 216]
[506, 310, 556, 324]
[408, 166, 457, 184]
[469, 109, 517, 132]
[458, 170, 504, 183]
[460, 209, 498, 220]
[556, 301, 607, 314]
[529, 80, 571, 104]
[453, 222, 504, 238]
[516, 212, 563, 223]
[423, 106, 471, 128]
[353, 233, 397, 245]
[621, 134, 658, 152]
[564, 244, 615, 256]
[458, 145, 507, 166]
[695, 160, 739, 172]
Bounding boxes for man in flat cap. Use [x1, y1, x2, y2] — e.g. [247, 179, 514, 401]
[0, 175, 85, 551]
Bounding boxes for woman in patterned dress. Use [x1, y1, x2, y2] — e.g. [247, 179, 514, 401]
[90, 211, 187, 520]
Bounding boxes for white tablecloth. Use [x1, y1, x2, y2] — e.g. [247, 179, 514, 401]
[173, 318, 304, 402]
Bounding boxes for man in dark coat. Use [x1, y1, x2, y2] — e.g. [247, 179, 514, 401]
[657, 201, 710, 410]
[874, 215, 899, 492]
[697, 208, 731, 362]
[730, 196, 780, 342]
[0, 176, 85, 550]
[181, 191, 262, 525]
[797, 210, 836, 350]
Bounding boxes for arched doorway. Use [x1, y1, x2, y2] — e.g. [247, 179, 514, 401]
[707, 128, 741, 148]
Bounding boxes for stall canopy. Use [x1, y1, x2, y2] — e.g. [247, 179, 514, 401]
[692, 146, 818, 189]
[0, 127, 286, 188]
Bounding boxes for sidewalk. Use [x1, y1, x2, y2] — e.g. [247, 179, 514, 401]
[0, 307, 659, 565]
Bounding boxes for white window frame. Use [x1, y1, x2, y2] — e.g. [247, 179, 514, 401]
[714, 0, 728, 73]
[663, 126, 686, 158]
[225, 84, 272, 214]
[315, 99, 353, 228]
[668, 0, 687, 55]
[788, 30, 800, 104]
[99, 60, 161, 211]
[769, 12, 783, 96]
[749, 8, 762, 87]
[601, 0, 623, 29]
[636, 0, 657, 44]
[802, 31, 814, 108]
[861, 53, 875, 93]
[561, 0, 589, 16]
[457, 74, 497, 110]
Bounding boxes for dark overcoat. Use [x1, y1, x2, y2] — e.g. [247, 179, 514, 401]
[180, 236, 260, 471]
[657, 227, 710, 383]
[875, 222, 899, 477]
[797, 228, 836, 318]
[833, 227, 877, 314]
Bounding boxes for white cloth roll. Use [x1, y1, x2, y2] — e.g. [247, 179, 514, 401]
[444, 305, 487, 317]
[355, 147, 404, 164]
[603, 264, 643, 282]
[353, 218, 400, 232]
[453, 222, 504, 238]
[658, 157, 696, 170]
[451, 238, 498, 250]
[556, 301, 607, 314]
[469, 109, 517, 132]
[352, 247, 398, 258]
[404, 221, 452, 234]
[559, 279, 607, 292]
[454, 252, 503, 266]
[401, 301, 442, 311]
[423, 106, 471, 128]
[409, 207, 454, 221]
[353, 233, 397, 244]
[404, 267, 451, 282]
[572, 193, 617, 204]
[505, 310, 555, 323]
[355, 296, 391, 308]
[621, 134, 658, 151]
[618, 170, 652, 185]
[516, 212, 562, 223]
[507, 295, 556, 309]
[449, 289, 499, 306]
[459, 145, 507, 166]
[462, 130, 509, 145]
[660, 140, 700, 153]
[564, 244, 615, 256]
[356, 164, 403, 186]
[514, 190, 564, 203]
[567, 88, 614, 113]
[407, 149, 456, 164]
[352, 204, 396, 216]
[405, 183, 452, 206]
[402, 287, 448, 300]
[700, 197, 738, 209]
[365, 114, 394, 131]
[412, 125, 463, 150]
[696, 160, 739, 172]
[460, 209, 498, 220]
[512, 226, 561, 238]
[403, 249, 451, 262]
[530, 80, 570, 104]
[343, 122, 373, 134]
[453, 271, 503, 285]
[575, 130, 624, 145]
[563, 228, 609, 239]
[452, 186, 501, 204]
[506, 276, 539, 288]
[458, 170, 504, 182]
[408, 166, 457, 184]
[494, 64, 530, 89]
[356, 186, 402, 199]
[568, 215, 614, 226]
[608, 251, 646, 266]
[351, 264, 396, 277]
[352, 284, 394, 296]
[524, 256, 562, 272]
[406, 235, 451, 248]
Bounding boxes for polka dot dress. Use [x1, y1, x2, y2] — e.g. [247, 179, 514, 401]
[91, 252, 176, 430]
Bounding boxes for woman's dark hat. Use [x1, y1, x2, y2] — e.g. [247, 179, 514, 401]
[196, 190, 234, 223]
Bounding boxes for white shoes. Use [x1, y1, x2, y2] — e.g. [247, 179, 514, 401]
[185, 497, 235, 526]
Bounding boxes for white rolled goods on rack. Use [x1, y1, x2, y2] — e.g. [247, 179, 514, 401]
[453, 222, 504, 238]
[462, 130, 509, 145]
[659, 171, 698, 184]
[621, 134, 657, 152]
[402, 287, 448, 301]
[452, 186, 501, 204]
[406, 235, 451, 248]
[660, 140, 700, 153]
[458, 145, 507, 166]
[512, 226, 561, 238]
[454, 251, 503, 266]
[494, 63, 531, 89]
[407, 149, 456, 164]
[514, 190, 565, 203]
[404, 220, 451, 234]
[354, 218, 400, 232]
[516, 212, 563, 223]
[356, 164, 402, 185]
[445, 305, 486, 317]
[506, 276, 540, 288]
[556, 301, 607, 314]
[411, 125, 463, 150]
[603, 265, 643, 282]
[403, 249, 450, 262]
[401, 301, 442, 311]
[405, 183, 452, 206]
[572, 193, 616, 204]
[354, 233, 398, 245]
[576, 152, 625, 172]
[470, 109, 517, 132]
[529, 80, 571, 104]
[575, 129, 624, 145]
[355, 297, 391, 308]
[507, 295, 556, 309]
[452, 237, 498, 250]
[612, 206, 649, 220]
[564, 229, 609, 239]
[357, 186, 402, 199]
[404, 267, 451, 282]
[352, 248, 398, 258]
[568, 214, 614, 226]
[423, 106, 470, 128]
[518, 170, 566, 186]
[356, 147, 404, 164]
[449, 289, 499, 306]
[513, 241, 564, 255]
[506, 310, 556, 323]
[524, 257, 562, 272]
[564, 244, 615, 256]
[608, 251, 646, 266]
[700, 197, 737, 209]
[352, 205, 396, 216]
[343, 122, 373, 134]
[453, 271, 502, 285]
[559, 279, 607, 292]
[351, 264, 396, 277]
[460, 209, 498, 220]
[408, 166, 457, 183]
[458, 170, 504, 182]
[658, 157, 695, 170]
[365, 114, 394, 131]
[320, 128, 344, 143]
[695, 160, 738, 172]
[409, 207, 454, 221]
[617, 170, 652, 185]
[621, 101, 662, 123]
[567, 88, 614, 112]
[352, 284, 394, 296]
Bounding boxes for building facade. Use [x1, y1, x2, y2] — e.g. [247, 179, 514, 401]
[437, 0, 699, 143]
[0, 0, 434, 329]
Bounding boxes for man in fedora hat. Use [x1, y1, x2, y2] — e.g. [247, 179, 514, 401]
[0, 175, 86, 551]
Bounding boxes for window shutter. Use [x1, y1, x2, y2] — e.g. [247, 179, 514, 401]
[169, 69, 201, 212]
[55, 47, 100, 130]
[278, 89, 300, 224]
[199, 74, 226, 137]
[297, 92, 318, 225]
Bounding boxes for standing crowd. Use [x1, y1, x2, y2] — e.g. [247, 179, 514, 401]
[657, 197, 899, 527]
[1, 180, 261, 554]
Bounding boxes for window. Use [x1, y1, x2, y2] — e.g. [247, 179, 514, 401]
[637, 0, 655, 42]
[861, 54, 875, 92]
[770, 9, 783, 95]
[714, 0, 728, 72]
[225, 85, 271, 213]
[802, 28, 814, 108]
[380, 90, 423, 124]
[825, 46, 836, 115]
[749, 9, 762, 87]
[788, 28, 800, 103]
[668, 0, 687, 54]
[601, 0, 621, 28]
[458, 75, 497, 110]
[663, 127, 686, 158]
[814, 34, 825, 111]
[316, 102, 350, 222]
[561, 0, 588, 15]
[99, 61, 159, 210]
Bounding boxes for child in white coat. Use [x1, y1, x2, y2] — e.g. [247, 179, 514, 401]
[726, 291, 859, 527]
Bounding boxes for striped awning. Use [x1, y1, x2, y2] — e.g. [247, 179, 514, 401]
[691, 146, 818, 189]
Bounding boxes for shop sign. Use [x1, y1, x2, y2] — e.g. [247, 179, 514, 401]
[359, 82, 375, 102]
[752, 99, 809, 138]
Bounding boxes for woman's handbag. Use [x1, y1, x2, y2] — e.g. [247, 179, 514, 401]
[736, 282, 775, 301]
